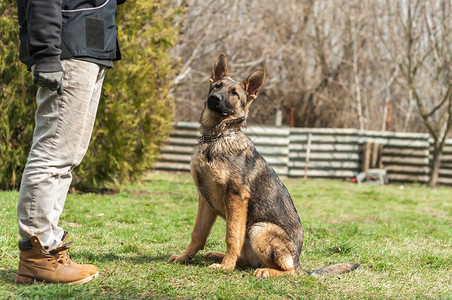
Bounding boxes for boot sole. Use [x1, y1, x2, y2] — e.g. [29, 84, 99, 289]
[15, 273, 97, 285]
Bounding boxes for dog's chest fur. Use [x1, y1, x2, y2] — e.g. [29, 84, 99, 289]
[190, 134, 252, 217]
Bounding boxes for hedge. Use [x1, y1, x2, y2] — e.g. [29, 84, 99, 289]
[0, 0, 180, 191]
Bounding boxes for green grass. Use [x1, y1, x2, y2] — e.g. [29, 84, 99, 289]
[1, 172, 451, 299]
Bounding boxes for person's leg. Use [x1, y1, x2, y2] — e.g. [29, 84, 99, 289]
[16, 59, 105, 283]
[74, 64, 106, 167]
[16, 59, 105, 284]
[48, 62, 106, 279]
[18, 59, 104, 250]
[51, 62, 106, 238]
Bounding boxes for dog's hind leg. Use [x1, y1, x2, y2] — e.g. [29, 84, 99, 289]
[248, 222, 299, 278]
[204, 238, 264, 267]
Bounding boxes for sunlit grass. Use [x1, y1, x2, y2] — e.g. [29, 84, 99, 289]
[0, 172, 451, 299]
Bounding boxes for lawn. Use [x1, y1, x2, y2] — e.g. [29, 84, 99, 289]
[0, 172, 451, 299]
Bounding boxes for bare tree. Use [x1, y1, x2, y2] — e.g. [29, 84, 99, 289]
[172, 0, 452, 144]
[379, 0, 452, 186]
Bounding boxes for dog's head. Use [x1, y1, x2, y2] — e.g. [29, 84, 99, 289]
[200, 53, 266, 133]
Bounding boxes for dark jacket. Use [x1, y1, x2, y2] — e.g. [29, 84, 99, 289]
[17, 0, 126, 72]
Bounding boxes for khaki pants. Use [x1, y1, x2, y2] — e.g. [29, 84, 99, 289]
[17, 59, 106, 250]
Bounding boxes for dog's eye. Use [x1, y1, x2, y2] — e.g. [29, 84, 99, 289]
[230, 89, 238, 96]
[215, 82, 222, 89]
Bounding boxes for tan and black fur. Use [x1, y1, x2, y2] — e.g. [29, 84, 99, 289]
[168, 54, 359, 278]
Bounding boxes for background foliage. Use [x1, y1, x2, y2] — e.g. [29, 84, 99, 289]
[0, 1, 36, 190]
[0, 0, 180, 190]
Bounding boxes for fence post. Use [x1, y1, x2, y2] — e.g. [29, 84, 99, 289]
[304, 133, 312, 179]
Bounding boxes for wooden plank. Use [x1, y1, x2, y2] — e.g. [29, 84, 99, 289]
[175, 121, 200, 130]
[438, 168, 452, 177]
[439, 162, 452, 169]
[289, 161, 360, 169]
[429, 154, 452, 161]
[387, 173, 429, 183]
[289, 152, 360, 161]
[382, 156, 429, 166]
[358, 130, 430, 139]
[289, 143, 360, 152]
[385, 165, 430, 174]
[383, 147, 429, 157]
[248, 136, 288, 146]
[437, 176, 452, 185]
[359, 138, 430, 148]
[290, 127, 359, 135]
[290, 135, 359, 144]
[167, 137, 197, 146]
[289, 169, 357, 178]
[245, 126, 290, 136]
[440, 149, 452, 155]
[161, 145, 194, 154]
[154, 162, 191, 172]
[170, 129, 199, 138]
[254, 147, 289, 156]
[160, 153, 191, 163]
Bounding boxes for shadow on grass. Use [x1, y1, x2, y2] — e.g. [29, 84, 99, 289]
[76, 251, 175, 265]
[0, 267, 17, 284]
[76, 251, 256, 272]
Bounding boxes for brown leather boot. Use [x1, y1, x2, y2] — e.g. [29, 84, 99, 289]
[57, 232, 98, 277]
[15, 236, 94, 284]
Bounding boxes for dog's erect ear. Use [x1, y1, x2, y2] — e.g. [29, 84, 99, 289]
[242, 68, 266, 102]
[210, 53, 229, 83]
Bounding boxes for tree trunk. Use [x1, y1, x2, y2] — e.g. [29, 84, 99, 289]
[429, 145, 442, 187]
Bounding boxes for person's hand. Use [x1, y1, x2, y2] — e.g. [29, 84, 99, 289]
[31, 66, 64, 95]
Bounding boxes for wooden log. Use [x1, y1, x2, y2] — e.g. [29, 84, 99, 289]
[167, 137, 197, 146]
[154, 162, 191, 172]
[382, 156, 429, 166]
[385, 165, 430, 174]
[289, 169, 357, 178]
[161, 145, 194, 154]
[289, 143, 360, 152]
[387, 173, 429, 183]
[248, 136, 289, 146]
[289, 152, 360, 161]
[383, 147, 429, 157]
[290, 161, 360, 169]
[169, 129, 200, 138]
[290, 135, 359, 144]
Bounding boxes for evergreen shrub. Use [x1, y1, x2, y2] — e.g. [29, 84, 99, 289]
[0, 0, 180, 190]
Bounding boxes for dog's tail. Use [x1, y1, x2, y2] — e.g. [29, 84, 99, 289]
[305, 263, 360, 276]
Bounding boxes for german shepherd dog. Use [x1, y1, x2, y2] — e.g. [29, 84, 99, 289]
[168, 54, 359, 278]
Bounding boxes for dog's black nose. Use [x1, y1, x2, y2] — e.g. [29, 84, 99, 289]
[208, 94, 222, 103]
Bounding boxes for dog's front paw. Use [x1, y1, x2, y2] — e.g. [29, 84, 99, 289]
[208, 263, 234, 270]
[168, 254, 191, 263]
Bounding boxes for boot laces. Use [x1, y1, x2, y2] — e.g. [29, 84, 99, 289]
[42, 250, 59, 265]
[57, 251, 71, 264]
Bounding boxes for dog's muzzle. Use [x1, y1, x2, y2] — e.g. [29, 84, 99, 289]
[207, 94, 233, 116]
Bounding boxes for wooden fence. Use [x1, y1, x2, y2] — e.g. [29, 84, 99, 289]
[155, 122, 452, 185]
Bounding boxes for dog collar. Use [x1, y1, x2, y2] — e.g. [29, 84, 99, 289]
[197, 129, 242, 144]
